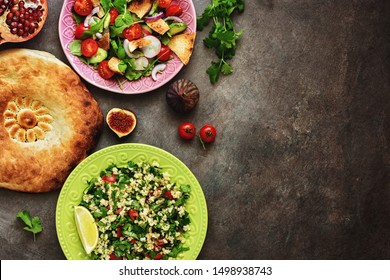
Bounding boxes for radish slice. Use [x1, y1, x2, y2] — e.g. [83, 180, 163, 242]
[141, 35, 161, 58]
[134, 57, 149, 70]
[144, 12, 164, 21]
[164, 16, 183, 23]
[151, 64, 167, 81]
[123, 39, 131, 57]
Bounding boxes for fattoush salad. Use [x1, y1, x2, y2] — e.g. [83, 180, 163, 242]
[69, 0, 195, 82]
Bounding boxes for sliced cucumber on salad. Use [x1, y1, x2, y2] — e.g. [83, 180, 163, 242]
[69, 0, 189, 83]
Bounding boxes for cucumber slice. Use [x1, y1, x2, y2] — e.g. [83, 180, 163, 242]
[89, 48, 108, 64]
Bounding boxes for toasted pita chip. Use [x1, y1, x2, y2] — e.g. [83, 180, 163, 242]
[97, 32, 110, 50]
[146, 19, 170, 35]
[128, 0, 153, 19]
[128, 38, 152, 53]
[168, 32, 196, 65]
[108, 57, 124, 74]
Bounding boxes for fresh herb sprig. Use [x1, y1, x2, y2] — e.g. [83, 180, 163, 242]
[16, 210, 42, 241]
[197, 0, 245, 84]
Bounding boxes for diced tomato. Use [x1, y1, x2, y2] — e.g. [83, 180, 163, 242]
[157, 45, 171, 62]
[116, 227, 123, 238]
[115, 207, 124, 215]
[109, 7, 119, 25]
[98, 60, 115, 80]
[73, 0, 93, 16]
[130, 239, 137, 244]
[158, 0, 172, 9]
[157, 239, 165, 247]
[81, 38, 98, 57]
[109, 253, 120, 260]
[101, 174, 116, 182]
[123, 23, 142, 41]
[75, 23, 89, 39]
[146, 252, 162, 260]
[162, 191, 174, 200]
[129, 209, 139, 220]
[166, 5, 183, 17]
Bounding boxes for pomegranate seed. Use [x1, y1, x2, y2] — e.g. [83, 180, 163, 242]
[3, 0, 45, 38]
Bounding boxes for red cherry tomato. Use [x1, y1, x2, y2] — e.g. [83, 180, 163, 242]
[109, 7, 119, 25]
[73, 0, 93, 16]
[102, 174, 116, 182]
[199, 124, 217, 143]
[81, 38, 98, 57]
[157, 45, 171, 62]
[178, 122, 196, 140]
[98, 60, 115, 80]
[74, 23, 89, 40]
[123, 23, 142, 41]
[166, 5, 183, 17]
[158, 0, 172, 9]
[129, 209, 139, 221]
[154, 253, 163, 260]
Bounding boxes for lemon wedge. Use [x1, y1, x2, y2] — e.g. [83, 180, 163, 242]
[74, 205, 98, 254]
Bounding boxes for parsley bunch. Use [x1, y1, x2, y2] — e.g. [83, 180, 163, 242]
[197, 0, 245, 84]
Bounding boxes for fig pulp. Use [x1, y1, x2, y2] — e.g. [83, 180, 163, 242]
[0, 0, 48, 44]
[106, 108, 137, 138]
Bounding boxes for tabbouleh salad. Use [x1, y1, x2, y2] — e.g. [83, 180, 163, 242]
[79, 160, 191, 260]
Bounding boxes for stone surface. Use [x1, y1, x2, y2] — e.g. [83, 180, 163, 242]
[0, 0, 389, 259]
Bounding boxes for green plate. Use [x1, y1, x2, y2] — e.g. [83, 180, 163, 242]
[56, 143, 208, 260]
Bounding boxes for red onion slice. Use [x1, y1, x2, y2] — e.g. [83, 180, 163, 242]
[164, 16, 183, 23]
[84, 7, 100, 27]
[144, 12, 164, 22]
[151, 64, 167, 81]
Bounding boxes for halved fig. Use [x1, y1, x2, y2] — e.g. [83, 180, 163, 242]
[0, 0, 48, 45]
[106, 108, 137, 138]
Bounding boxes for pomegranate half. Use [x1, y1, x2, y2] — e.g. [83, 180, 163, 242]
[0, 0, 48, 44]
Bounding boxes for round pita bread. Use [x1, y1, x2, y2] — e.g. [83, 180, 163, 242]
[0, 48, 103, 192]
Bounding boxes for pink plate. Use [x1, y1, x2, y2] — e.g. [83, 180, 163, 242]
[58, 0, 196, 94]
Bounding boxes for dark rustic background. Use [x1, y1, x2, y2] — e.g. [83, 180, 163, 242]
[1, 0, 389, 259]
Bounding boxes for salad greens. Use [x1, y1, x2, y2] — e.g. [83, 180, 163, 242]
[79, 161, 191, 260]
[197, 0, 245, 84]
